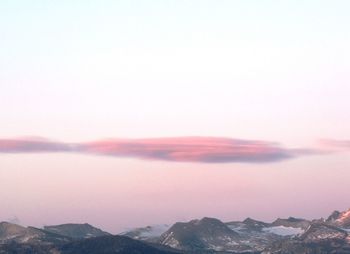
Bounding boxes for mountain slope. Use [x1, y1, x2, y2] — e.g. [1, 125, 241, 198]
[159, 217, 247, 252]
[327, 208, 350, 229]
[2, 208, 350, 254]
[226, 218, 290, 252]
[0, 242, 53, 254]
[120, 224, 170, 242]
[271, 217, 310, 230]
[263, 222, 350, 254]
[300, 222, 348, 242]
[0, 222, 71, 245]
[0, 222, 28, 243]
[58, 235, 182, 254]
[44, 223, 110, 239]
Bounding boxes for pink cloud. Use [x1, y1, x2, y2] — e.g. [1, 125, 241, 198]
[80, 137, 294, 163]
[0, 136, 326, 163]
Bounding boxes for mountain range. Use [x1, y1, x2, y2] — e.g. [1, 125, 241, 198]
[1, 208, 350, 254]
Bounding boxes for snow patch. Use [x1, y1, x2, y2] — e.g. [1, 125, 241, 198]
[121, 224, 170, 239]
[227, 224, 245, 233]
[139, 224, 170, 238]
[263, 226, 304, 236]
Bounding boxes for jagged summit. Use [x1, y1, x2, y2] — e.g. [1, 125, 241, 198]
[326, 208, 350, 228]
[327, 210, 342, 221]
[300, 222, 348, 242]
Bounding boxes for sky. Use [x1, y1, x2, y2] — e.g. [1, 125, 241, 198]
[0, 0, 350, 233]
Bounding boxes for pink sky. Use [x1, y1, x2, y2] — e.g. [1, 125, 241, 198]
[1, 1, 350, 233]
[0, 137, 349, 233]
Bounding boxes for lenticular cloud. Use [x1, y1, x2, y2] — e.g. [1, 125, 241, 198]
[80, 137, 294, 163]
[0, 136, 321, 163]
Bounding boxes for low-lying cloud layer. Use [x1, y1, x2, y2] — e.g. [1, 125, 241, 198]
[0, 136, 327, 163]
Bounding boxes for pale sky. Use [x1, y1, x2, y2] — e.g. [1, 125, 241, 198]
[0, 0, 350, 233]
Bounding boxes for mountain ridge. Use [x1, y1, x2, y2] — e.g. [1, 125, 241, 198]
[1, 207, 350, 253]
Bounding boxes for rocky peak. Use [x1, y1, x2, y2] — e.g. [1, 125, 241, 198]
[327, 210, 341, 222]
[300, 222, 348, 242]
[326, 208, 350, 228]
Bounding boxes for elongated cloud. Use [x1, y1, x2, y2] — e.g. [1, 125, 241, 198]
[80, 137, 294, 163]
[0, 136, 322, 163]
[0, 138, 73, 153]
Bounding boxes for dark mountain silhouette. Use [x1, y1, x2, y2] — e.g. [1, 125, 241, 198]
[58, 235, 182, 254]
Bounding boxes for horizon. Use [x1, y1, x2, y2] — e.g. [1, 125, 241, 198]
[2, 206, 350, 235]
[1, 0, 350, 234]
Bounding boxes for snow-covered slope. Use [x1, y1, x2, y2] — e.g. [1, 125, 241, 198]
[300, 222, 348, 242]
[262, 225, 304, 236]
[120, 224, 170, 242]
